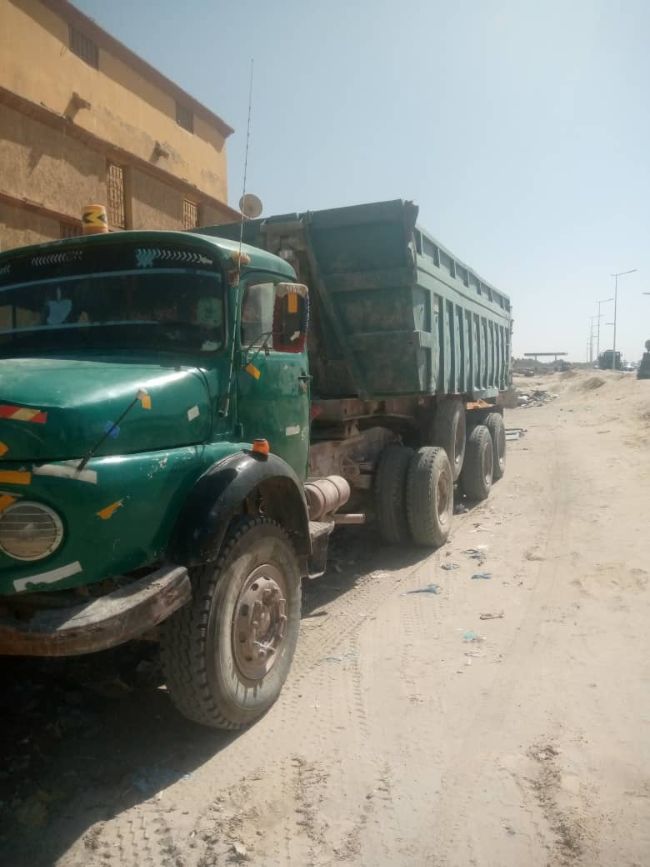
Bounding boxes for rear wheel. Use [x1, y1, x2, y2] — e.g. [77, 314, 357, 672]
[375, 444, 413, 544]
[160, 517, 301, 730]
[406, 446, 454, 547]
[485, 412, 506, 480]
[431, 398, 466, 481]
[460, 424, 493, 501]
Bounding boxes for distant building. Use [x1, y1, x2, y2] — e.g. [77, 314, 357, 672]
[0, 0, 238, 250]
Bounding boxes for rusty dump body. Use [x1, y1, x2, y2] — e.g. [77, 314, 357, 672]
[204, 199, 512, 403]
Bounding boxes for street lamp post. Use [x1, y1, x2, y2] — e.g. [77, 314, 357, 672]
[589, 315, 599, 364]
[611, 269, 637, 369]
[596, 297, 613, 361]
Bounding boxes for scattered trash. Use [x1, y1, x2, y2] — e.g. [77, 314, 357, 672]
[130, 766, 178, 795]
[518, 389, 557, 408]
[454, 502, 469, 514]
[441, 563, 459, 571]
[505, 428, 526, 441]
[322, 656, 343, 663]
[471, 571, 492, 580]
[479, 611, 504, 620]
[231, 841, 249, 861]
[462, 630, 484, 642]
[463, 547, 488, 562]
[403, 583, 440, 595]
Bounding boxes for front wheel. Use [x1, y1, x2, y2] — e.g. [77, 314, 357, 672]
[160, 517, 301, 729]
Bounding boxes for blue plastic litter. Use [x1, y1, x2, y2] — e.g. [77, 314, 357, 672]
[404, 583, 440, 595]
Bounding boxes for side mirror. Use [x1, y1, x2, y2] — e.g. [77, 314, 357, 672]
[272, 283, 309, 353]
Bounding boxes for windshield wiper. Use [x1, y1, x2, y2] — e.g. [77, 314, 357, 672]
[77, 389, 148, 471]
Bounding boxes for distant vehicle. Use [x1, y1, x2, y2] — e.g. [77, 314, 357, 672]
[598, 350, 622, 370]
[622, 361, 636, 372]
[638, 340, 650, 380]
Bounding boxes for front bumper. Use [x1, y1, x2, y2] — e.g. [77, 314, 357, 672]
[0, 564, 190, 656]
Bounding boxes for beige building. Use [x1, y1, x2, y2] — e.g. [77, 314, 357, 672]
[0, 0, 238, 251]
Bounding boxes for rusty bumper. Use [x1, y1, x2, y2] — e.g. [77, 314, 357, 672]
[0, 565, 191, 657]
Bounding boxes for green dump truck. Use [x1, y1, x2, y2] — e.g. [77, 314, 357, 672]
[0, 199, 511, 729]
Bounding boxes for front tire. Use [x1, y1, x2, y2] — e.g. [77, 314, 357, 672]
[161, 517, 301, 730]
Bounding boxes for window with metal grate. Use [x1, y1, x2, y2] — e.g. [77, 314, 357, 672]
[60, 222, 82, 239]
[107, 163, 127, 229]
[176, 102, 194, 133]
[183, 199, 200, 230]
[69, 25, 99, 69]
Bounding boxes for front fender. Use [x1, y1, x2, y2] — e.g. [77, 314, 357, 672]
[169, 451, 310, 567]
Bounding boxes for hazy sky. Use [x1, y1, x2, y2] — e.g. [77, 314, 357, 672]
[76, 0, 650, 361]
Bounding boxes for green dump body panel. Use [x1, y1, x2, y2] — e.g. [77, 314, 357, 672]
[203, 200, 512, 400]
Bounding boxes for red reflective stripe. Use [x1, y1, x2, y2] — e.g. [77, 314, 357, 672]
[0, 405, 48, 423]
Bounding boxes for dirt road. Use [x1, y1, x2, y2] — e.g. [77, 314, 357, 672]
[2, 369, 650, 866]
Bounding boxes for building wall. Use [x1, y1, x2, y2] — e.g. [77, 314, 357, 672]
[0, 103, 107, 217]
[0, 201, 61, 251]
[0, 0, 236, 250]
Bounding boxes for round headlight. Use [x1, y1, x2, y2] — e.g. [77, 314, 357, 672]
[0, 501, 64, 562]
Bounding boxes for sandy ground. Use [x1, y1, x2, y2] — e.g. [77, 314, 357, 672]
[1, 368, 650, 867]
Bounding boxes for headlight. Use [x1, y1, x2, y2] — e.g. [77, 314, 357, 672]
[0, 501, 64, 562]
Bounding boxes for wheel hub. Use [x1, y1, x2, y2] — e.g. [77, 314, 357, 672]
[437, 473, 451, 525]
[233, 565, 288, 680]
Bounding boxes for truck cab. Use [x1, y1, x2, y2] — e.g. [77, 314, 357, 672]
[0, 230, 313, 728]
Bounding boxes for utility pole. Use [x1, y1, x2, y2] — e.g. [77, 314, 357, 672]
[589, 315, 599, 364]
[611, 269, 637, 369]
[596, 297, 613, 362]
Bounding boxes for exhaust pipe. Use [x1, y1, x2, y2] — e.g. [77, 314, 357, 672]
[304, 475, 351, 521]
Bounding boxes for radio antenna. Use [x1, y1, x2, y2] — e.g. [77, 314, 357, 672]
[222, 59, 255, 418]
[238, 58, 255, 268]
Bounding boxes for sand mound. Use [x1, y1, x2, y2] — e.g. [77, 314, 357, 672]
[579, 376, 605, 391]
[560, 369, 578, 379]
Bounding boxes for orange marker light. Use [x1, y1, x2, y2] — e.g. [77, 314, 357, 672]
[252, 438, 270, 456]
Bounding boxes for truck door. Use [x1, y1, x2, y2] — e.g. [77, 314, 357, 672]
[236, 275, 310, 478]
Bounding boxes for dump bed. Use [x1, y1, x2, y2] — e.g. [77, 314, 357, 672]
[201, 200, 511, 400]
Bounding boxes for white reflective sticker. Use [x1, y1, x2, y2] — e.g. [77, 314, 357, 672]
[14, 561, 82, 592]
[33, 462, 97, 484]
[187, 405, 200, 421]
[285, 425, 301, 436]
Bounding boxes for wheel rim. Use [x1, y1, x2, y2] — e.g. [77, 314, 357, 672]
[483, 445, 493, 485]
[437, 470, 452, 526]
[453, 418, 465, 470]
[232, 563, 288, 681]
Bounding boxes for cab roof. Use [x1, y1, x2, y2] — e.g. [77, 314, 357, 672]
[0, 229, 296, 280]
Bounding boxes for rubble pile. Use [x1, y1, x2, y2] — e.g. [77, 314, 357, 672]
[517, 389, 557, 408]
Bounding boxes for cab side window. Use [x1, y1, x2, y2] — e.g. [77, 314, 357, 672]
[241, 281, 275, 346]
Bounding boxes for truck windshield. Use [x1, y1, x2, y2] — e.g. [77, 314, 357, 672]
[0, 268, 224, 354]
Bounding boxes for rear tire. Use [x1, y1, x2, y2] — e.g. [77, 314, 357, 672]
[432, 398, 466, 481]
[460, 424, 493, 501]
[406, 446, 454, 547]
[160, 517, 301, 730]
[485, 412, 506, 480]
[375, 444, 413, 544]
